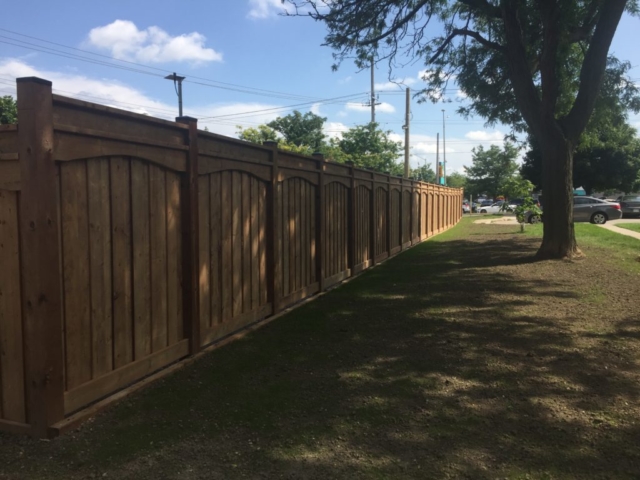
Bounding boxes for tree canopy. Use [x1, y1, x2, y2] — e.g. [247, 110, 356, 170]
[267, 110, 327, 150]
[335, 123, 403, 174]
[464, 143, 519, 199]
[284, 0, 639, 258]
[0, 96, 17, 124]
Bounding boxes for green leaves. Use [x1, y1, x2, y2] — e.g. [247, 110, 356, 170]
[0, 95, 17, 125]
[464, 143, 519, 198]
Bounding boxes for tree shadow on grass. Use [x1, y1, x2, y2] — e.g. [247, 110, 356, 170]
[2, 230, 639, 479]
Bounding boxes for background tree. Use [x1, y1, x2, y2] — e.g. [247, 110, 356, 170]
[501, 175, 535, 200]
[237, 124, 314, 155]
[522, 60, 640, 194]
[446, 172, 467, 189]
[267, 110, 327, 150]
[0, 96, 17, 124]
[464, 143, 519, 199]
[336, 123, 403, 174]
[285, 0, 639, 259]
[412, 164, 437, 183]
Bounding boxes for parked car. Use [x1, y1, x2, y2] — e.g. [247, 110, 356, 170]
[462, 202, 471, 214]
[479, 200, 494, 208]
[479, 201, 506, 214]
[619, 194, 640, 218]
[524, 196, 622, 224]
[574, 196, 622, 224]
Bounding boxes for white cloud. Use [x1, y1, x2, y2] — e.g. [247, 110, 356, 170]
[324, 121, 349, 140]
[247, 0, 295, 19]
[310, 103, 322, 115]
[87, 20, 222, 65]
[338, 76, 352, 84]
[456, 89, 468, 99]
[374, 77, 416, 91]
[464, 130, 505, 142]
[0, 58, 281, 138]
[346, 102, 395, 113]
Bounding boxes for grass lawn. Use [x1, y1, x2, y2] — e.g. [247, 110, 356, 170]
[617, 223, 640, 234]
[2, 218, 639, 479]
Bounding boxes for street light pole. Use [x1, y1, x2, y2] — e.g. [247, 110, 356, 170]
[165, 72, 186, 117]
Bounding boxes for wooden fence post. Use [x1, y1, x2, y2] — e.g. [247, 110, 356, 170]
[313, 153, 325, 291]
[265, 142, 282, 313]
[176, 116, 200, 354]
[386, 174, 392, 256]
[369, 171, 377, 266]
[16, 77, 64, 438]
[346, 161, 356, 275]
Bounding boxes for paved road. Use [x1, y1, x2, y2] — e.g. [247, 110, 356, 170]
[599, 218, 640, 241]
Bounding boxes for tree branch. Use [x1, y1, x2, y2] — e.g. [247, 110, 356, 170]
[355, 0, 432, 46]
[457, 0, 502, 18]
[562, 0, 628, 142]
[429, 28, 505, 63]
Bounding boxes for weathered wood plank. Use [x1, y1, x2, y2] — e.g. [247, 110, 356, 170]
[198, 175, 211, 330]
[251, 177, 260, 310]
[232, 171, 243, 316]
[210, 173, 221, 325]
[131, 160, 151, 360]
[0, 190, 26, 422]
[221, 171, 232, 322]
[282, 180, 289, 296]
[166, 171, 182, 345]
[60, 161, 92, 390]
[110, 157, 133, 369]
[87, 159, 113, 378]
[150, 166, 168, 352]
[259, 182, 268, 305]
[64, 340, 189, 415]
[242, 173, 251, 313]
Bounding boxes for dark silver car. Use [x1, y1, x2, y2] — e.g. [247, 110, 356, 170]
[573, 196, 622, 224]
[619, 194, 640, 218]
[525, 196, 623, 224]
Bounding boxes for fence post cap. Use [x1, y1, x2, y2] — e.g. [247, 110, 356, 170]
[176, 116, 198, 123]
[263, 140, 278, 147]
[16, 76, 52, 86]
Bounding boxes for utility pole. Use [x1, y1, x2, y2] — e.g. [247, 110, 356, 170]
[404, 87, 410, 178]
[442, 109, 447, 186]
[371, 59, 375, 124]
[165, 72, 186, 117]
[436, 132, 440, 184]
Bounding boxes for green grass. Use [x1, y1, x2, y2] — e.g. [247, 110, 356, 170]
[617, 223, 640, 234]
[3, 216, 640, 480]
[523, 222, 640, 274]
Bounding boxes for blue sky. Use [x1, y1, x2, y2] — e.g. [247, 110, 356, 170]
[1, 0, 639, 174]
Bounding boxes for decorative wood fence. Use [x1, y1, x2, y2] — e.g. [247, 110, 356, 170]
[0, 77, 463, 438]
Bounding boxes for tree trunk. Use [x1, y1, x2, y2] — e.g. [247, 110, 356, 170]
[537, 136, 580, 259]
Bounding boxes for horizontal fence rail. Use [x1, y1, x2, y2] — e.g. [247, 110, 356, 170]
[0, 77, 463, 438]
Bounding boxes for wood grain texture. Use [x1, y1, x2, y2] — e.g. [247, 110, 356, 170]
[0, 190, 26, 422]
[87, 159, 113, 379]
[166, 171, 183, 345]
[131, 160, 151, 360]
[60, 161, 92, 390]
[110, 157, 133, 369]
[150, 165, 168, 352]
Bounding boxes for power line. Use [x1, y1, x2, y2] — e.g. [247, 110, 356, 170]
[0, 28, 323, 101]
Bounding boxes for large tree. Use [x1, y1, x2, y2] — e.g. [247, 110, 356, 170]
[464, 143, 519, 198]
[267, 110, 327, 150]
[336, 122, 404, 174]
[285, 0, 638, 258]
[522, 59, 640, 194]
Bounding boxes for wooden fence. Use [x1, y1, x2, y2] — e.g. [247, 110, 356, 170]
[0, 77, 463, 438]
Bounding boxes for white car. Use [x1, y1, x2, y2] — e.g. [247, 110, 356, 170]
[478, 201, 511, 214]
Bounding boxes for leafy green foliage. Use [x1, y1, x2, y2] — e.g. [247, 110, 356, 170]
[515, 198, 542, 224]
[412, 164, 437, 183]
[236, 124, 314, 155]
[501, 176, 535, 200]
[0, 95, 17, 124]
[464, 143, 519, 199]
[446, 172, 467, 189]
[335, 123, 403, 174]
[267, 110, 327, 150]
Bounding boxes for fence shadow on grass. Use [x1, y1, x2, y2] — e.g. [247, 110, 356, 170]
[2, 230, 639, 479]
